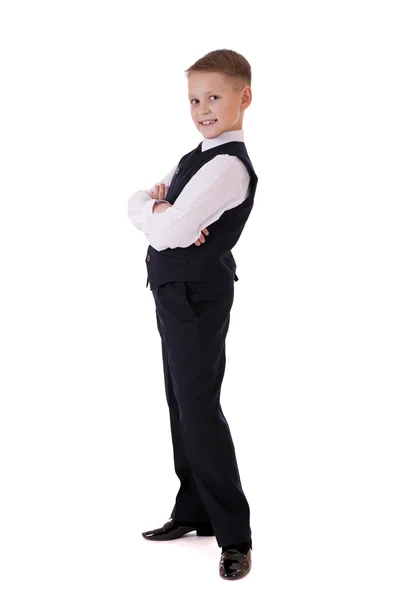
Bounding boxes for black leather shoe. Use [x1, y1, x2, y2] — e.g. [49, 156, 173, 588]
[142, 518, 214, 541]
[219, 548, 252, 580]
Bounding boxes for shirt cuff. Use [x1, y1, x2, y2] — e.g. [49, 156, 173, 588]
[150, 200, 170, 213]
[143, 199, 157, 216]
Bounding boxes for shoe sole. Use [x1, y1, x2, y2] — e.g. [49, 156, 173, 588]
[142, 525, 215, 541]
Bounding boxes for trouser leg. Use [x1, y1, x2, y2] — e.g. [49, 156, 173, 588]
[153, 281, 251, 547]
[154, 300, 211, 525]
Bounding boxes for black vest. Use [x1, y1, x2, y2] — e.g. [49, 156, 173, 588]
[145, 140, 258, 290]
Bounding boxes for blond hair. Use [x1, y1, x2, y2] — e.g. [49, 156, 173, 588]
[184, 49, 251, 92]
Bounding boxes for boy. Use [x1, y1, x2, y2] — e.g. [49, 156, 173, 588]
[127, 49, 258, 580]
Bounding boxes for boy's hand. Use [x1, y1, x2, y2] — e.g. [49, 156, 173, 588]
[194, 228, 209, 246]
[150, 183, 209, 245]
[150, 183, 169, 201]
[150, 184, 172, 213]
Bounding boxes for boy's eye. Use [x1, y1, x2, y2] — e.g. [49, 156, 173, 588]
[190, 95, 218, 105]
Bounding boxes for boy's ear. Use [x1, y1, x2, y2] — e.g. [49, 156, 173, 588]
[241, 86, 252, 110]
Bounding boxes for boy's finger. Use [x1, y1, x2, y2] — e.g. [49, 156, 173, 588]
[158, 184, 165, 200]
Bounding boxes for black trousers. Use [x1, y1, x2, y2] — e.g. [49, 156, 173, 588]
[151, 280, 251, 547]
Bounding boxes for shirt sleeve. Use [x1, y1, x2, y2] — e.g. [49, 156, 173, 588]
[128, 155, 250, 251]
[127, 162, 179, 227]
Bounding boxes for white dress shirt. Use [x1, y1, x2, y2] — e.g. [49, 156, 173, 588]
[127, 130, 251, 251]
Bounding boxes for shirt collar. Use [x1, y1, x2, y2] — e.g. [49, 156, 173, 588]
[201, 129, 244, 152]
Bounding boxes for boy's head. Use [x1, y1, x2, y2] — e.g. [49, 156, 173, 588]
[184, 49, 252, 139]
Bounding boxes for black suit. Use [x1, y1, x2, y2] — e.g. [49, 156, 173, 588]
[148, 140, 258, 547]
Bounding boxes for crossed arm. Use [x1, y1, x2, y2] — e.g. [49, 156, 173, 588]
[127, 154, 250, 251]
[150, 183, 209, 247]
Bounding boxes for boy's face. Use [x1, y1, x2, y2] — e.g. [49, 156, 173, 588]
[188, 71, 251, 138]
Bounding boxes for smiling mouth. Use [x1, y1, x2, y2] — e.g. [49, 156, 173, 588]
[199, 119, 218, 126]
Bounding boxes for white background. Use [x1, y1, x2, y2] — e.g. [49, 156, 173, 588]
[1, 1, 400, 598]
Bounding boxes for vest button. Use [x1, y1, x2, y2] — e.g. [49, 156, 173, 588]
[146, 255, 151, 262]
